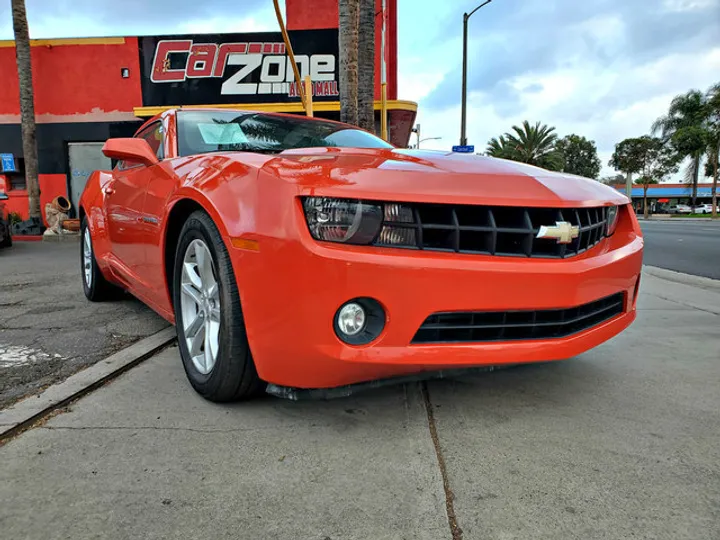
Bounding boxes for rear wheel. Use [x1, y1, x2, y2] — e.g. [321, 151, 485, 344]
[173, 210, 263, 402]
[81, 217, 121, 301]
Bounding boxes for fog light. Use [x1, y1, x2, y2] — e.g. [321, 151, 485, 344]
[337, 302, 366, 336]
[334, 298, 386, 345]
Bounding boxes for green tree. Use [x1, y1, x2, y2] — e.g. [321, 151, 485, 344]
[485, 121, 563, 171]
[555, 134, 602, 179]
[11, 0, 41, 222]
[705, 83, 720, 218]
[612, 136, 678, 218]
[609, 137, 644, 199]
[652, 89, 709, 206]
[486, 135, 515, 160]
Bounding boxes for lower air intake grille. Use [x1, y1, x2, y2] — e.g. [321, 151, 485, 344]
[412, 293, 625, 344]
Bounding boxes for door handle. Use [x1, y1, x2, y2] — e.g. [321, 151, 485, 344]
[104, 186, 114, 195]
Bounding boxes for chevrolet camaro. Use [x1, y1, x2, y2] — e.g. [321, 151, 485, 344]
[79, 108, 643, 401]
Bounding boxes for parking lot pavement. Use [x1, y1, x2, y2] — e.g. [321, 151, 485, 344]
[0, 241, 168, 409]
[1, 270, 718, 540]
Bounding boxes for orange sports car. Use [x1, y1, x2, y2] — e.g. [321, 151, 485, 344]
[79, 108, 643, 401]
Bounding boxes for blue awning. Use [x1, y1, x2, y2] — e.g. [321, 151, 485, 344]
[614, 186, 714, 197]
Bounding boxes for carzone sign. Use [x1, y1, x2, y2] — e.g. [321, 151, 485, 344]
[139, 29, 339, 106]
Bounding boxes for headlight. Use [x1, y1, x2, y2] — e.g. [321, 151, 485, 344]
[302, 197, 383, 244]
[606, 205, 619, 236]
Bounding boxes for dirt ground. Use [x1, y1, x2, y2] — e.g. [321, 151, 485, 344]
[0, 240, 168, 409]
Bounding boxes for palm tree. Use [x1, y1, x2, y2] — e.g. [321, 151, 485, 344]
[651, 90, 708, 206]
[338, 0, 359, 127]
[357, 0, 375, 133]
[486, 121, 563, 170]
[706, 83, 720, 218]
[486, 135, 515, 160]
[11, 0, 40, 222]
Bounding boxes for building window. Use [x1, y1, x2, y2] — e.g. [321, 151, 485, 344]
[7, 158, 27, 191]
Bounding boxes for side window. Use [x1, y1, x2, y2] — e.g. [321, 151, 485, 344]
[139, 122, 165, 160]
[116, 122, 164, 171]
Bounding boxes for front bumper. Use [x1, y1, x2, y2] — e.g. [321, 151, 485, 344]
[231, 207, 643, 389]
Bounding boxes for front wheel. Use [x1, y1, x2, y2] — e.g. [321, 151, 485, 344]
[173, 210, 263, 402]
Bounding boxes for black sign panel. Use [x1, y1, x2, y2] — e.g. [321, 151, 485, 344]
[138, 29, 339, 106]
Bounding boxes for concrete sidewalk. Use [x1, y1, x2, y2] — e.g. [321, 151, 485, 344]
[1, 271, 719, 540]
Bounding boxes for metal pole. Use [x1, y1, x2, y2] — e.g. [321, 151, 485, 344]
[460, 13, 468, 146]
[460, 0, 493, 146]
[304, 75, 314, 117]
[273, 0, 308, 114]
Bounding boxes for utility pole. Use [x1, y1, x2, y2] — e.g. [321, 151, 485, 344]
[460, 0, 494, 146]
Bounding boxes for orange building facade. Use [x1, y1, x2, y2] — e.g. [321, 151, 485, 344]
[0, 0, 416, 224]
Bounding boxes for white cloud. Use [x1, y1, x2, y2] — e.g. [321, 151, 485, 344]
[176, 14, 276, 35]
[662, 0, 719, 12]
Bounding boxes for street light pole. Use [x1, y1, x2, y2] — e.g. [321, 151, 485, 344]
[418, 137, 442, 149]
[460, 0, 493, 146]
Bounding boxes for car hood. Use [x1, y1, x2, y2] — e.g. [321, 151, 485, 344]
[258, 148, 629, 207]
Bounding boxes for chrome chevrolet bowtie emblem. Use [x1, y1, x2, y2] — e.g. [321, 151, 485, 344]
[536, 221, 579, 244]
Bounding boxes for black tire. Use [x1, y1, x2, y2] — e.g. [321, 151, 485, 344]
[80, 217, 122, 301]
[0, 225, 11, 247]
[173, 210, 264, 402]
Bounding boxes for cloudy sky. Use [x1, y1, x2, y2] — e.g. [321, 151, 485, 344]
[1, 0, 719, 178]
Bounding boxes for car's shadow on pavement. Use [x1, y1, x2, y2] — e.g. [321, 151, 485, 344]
[213, 355, 612, 422]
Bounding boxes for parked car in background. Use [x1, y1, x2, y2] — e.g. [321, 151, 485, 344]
[0, 192, 12, 248]
[692, 204, 714, 214]
[667, 204, 692, 214]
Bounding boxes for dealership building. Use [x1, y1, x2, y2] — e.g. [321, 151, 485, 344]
[611, 183, 717, 209]
[0, 0, 416, 223]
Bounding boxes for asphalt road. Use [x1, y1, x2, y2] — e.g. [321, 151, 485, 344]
[640, 219, 720, 279]
[1, 271, 719, 540]
[0, 240, 168, 409]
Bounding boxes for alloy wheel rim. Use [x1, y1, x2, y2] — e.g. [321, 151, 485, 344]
[83, 229, 92, 288]
[180, 239, 221, 375]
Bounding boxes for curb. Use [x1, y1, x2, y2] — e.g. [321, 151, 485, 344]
[0, 326, 177, 443]
[42, 233, 81, 242]
[643, 265, 720, 290]
[11, 235, 43, 242]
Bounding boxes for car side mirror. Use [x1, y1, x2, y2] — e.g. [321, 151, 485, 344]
[102, 138, 159, 167]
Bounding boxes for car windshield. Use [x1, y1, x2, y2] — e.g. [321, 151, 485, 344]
[176, 110, 393, 157]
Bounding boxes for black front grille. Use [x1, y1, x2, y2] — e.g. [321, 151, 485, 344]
[375, 203, 610, 258]
[412, 293, 625, 344]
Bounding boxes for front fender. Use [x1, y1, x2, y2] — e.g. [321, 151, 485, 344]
[164, 156, 264, 241]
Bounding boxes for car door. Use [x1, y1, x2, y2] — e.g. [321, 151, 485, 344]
[106, 121, 166, 287]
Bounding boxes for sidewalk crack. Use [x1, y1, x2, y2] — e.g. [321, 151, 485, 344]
[422, 382, 462, 540]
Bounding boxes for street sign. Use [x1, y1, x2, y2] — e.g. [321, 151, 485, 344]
[0, 153, 15, 172]
[452, 145, 475, 153]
